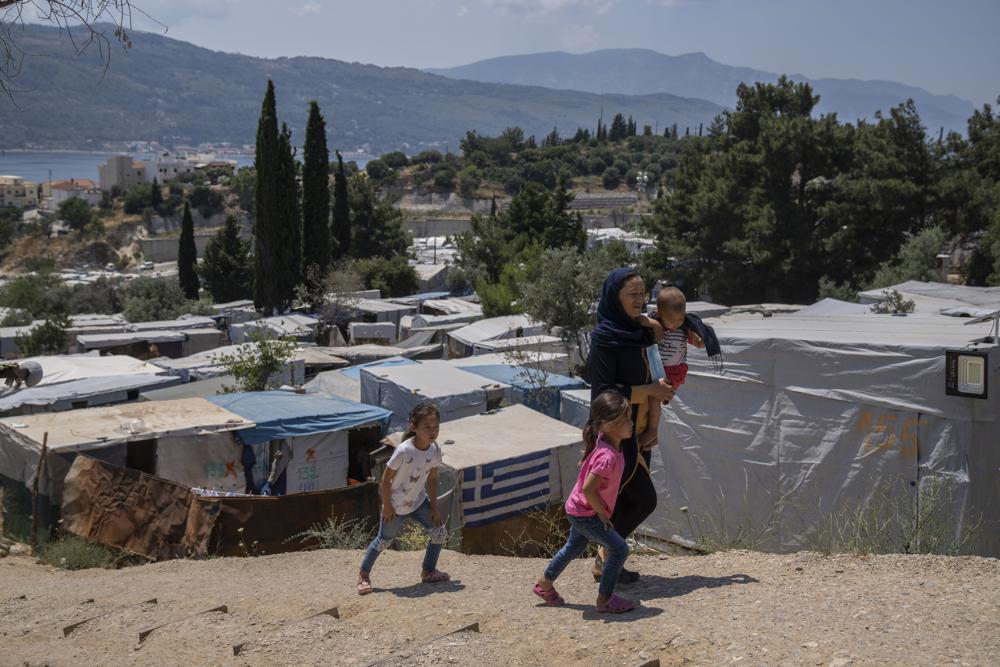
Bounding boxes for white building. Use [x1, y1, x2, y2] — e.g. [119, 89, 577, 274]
[98, 156, 146, 193]
[41, 179, 103, 210]
[0, 175, 39, 208]
[143, 153, 197, 184]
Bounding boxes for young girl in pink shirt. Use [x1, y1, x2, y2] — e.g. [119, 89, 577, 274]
[532, 390, 635, 614]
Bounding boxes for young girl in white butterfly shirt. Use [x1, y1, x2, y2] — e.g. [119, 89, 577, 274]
[357, 402, 450, 595]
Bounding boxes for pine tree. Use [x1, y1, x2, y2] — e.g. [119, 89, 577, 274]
[253, 80, 280, 314]
[273, 122, 302, 311]
[200, 214, 252, 303]
[302, 100, 331, 277]
[331, 151, 351, 259]
[177, 201, 199, 299]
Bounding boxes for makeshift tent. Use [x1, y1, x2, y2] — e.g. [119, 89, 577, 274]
[420, 298, 484, 318]
[411, 264, 449, 292]
[643, 313, 1000, 557]
[360, 360, 510, 429]
[447, 315, 544, 358]
[449, 351, 571, 376]
[230, 314, 320, 344]
[388, 291, 450, 307]
[139, 375, 236, 401]
[207, 392, 391, 494]
[559, 388, 591, 428]
[787, 298, 872, 317]
[128, 315, 217, 332]
[150, 343, 306, 384]
[341, 356, 420, 381]
[352, 299, 417, 328]
[425, 405, 583, 554]
[0, 373, 181, 416]
[461, 365, 586, 420]
[0, 354, 180, 416]
[0, 397, 253, 538]
[858, 280, 1000, 311]
[472, 334, 564, 357]
[349, 321, 397, 344]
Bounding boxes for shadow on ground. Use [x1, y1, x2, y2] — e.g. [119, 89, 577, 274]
[633, 573, 758, 601]
[383, 579, 466, 598]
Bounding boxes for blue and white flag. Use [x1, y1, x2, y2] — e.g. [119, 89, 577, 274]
[461, 450, 552, 527]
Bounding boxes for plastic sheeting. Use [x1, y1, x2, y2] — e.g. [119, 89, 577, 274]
[207, 391, 391, 446]
[449, 351, 571, 376]
[559, 389, 591, 428]
[460, 365, 586, 420]
[641, 314, 1000, 556]
[0, 373, 181, 415]
[77, 331, 186, 349]
[787, 298, 872, 317]
[340, 356, 419, 381]
[858, 280, 1000, 310]
[472, 335, 564, 356]
[448, 315, 543, 348]
[348, 321, 397, 343]
[359, 360, 510, 430]
[23, 354, 165, 387]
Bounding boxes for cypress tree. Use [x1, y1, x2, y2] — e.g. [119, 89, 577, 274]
[150, 177, 162, 212]
[273, 122, 302, 311]
[331, 151, 351, 260]
[177, 201, 199, 299]
[253, 80, 280, 314]
[302, 100, 331, 277]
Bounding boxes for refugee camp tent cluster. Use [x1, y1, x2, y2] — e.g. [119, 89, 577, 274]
[0, 354, 181, 417]
[357, 353, 584, 429]
[0, 391, 392, 558]
[446, 314, 545, 358]
[642, 310, 1000, 557]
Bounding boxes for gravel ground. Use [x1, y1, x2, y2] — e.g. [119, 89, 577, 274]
[1, 548, 998, 666]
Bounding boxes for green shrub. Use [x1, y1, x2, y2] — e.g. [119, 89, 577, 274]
[38, 536, 115, 570]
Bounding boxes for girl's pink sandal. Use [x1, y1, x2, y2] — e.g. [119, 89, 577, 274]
[422, 569, 450, 583]
[532, 582, 565, 606]
[597, 594, 634, 614]
[357, 580, 373, 595]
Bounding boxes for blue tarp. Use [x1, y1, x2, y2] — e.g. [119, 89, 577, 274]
[207, 391, 392, 445]
[341, 356, 419, 380]
[460, 365, 586, 420]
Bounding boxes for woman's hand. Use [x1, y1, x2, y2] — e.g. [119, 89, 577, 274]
[650, 378, 675, 403]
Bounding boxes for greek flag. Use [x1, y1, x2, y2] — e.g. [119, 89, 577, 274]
[461, 450, 552, 528]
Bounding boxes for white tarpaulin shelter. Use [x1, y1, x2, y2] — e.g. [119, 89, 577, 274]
[447, 315, 544, 357]
[349, 321, 397, 344]
[858, 280, 1000, 311]
[449, 351, 571, 376]
[644, 313, 1000, 556]
[150, 343, 306, 384]
[230, 314, 320, 344]
[472, 334, 564, 356]
[352, 299, 417, 327]
[360, 360, 510, 430]
[559, 388, 592, 429]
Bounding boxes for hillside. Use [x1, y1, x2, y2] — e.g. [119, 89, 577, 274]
[0, 27, 723, 153]
[427, 48, 977, 135]
[2, 548, 998, 665]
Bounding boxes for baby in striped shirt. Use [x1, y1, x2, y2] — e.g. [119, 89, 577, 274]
[639, 287, 705, 449]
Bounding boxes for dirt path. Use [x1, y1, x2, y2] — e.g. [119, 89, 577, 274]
[1, 549, 998, 666]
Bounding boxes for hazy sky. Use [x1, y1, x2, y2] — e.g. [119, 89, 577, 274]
[124, 0, 999, 105]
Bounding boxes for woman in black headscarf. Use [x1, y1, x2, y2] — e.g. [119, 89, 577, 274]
[585, 267, 674, 583]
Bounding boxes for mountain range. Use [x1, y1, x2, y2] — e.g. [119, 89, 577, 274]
[0, 26, 722, 153]
[427, 49, 976, 136]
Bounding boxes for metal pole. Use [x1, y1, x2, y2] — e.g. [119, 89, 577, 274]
[30, 433, 49, 554]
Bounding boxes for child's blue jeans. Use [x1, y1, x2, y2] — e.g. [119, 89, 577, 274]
[543, 514, 629, 598]
[359, 498, 447, 574]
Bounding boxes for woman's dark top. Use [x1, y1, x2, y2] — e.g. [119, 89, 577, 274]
[585, 342, 650, 477]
